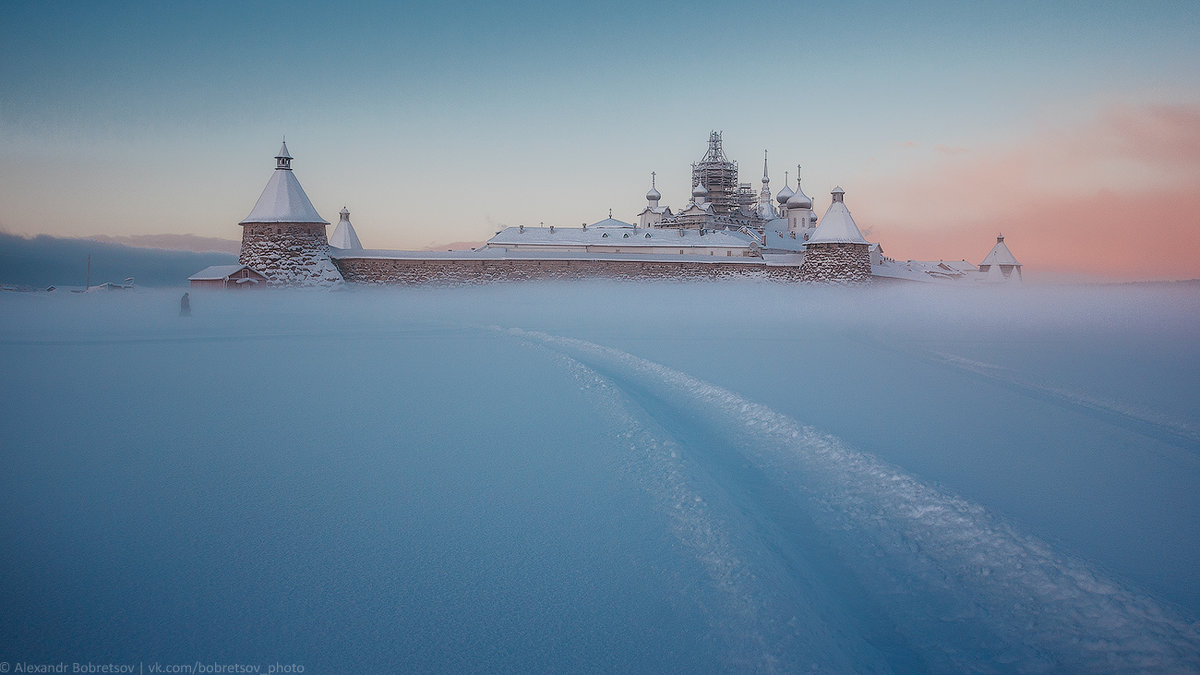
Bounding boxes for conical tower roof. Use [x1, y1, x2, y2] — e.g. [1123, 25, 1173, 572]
[807, 186, 869, 245]
[240, 142, 329, 225]
[329, 207, 363, 249]
[980, 234, 1020, 266]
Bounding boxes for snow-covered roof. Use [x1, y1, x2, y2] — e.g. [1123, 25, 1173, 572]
[678, 201, 714, 216]
[872, 259, 986, 283]
[330, 246, 767, 265]
[940, 260, 981, 273]
[980, 235, 1021, 266]
[188, 264, 261, 281]
[589, 217, 635, 229]
[329, 207, 363, 249]
[807, 191, 870, 245]
[486, 225, 756, 250]
[755, 200, 779, 220]
[239, 151, 329, 225]
[761, 218, 807, 252]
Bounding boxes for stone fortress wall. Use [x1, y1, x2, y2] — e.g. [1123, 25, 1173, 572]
[331, 256, 806, 284]
[798, 243, 872, 282]
[240, 222, 342, 286]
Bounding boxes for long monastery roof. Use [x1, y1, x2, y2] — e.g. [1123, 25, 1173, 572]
[329, 247, 781, 265]
[487, 225, 756, 249]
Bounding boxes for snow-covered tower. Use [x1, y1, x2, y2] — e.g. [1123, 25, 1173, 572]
[691, 131, 739, 214]
[978, 234, 1022, 281]
[329, 207, 363, 250]
[238, 142, 342, 286]
[755, 151, 779, 220]
[799, 186, 872, 282]
[786, 165, 815, 238]
[637, 172, 671, 228]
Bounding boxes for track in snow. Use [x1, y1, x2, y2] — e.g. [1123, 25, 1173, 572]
[504, 327, 1200, 673]
[927, 351, 1200, 454]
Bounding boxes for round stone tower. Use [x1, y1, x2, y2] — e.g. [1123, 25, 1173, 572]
[238, 142, 342, 286]
[799, 186, 872, 282]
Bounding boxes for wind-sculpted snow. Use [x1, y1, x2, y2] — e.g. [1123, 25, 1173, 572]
[509, 328, 1200, 671]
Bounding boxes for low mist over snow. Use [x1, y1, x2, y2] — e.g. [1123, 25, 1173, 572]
[2, 282, 1199, 671]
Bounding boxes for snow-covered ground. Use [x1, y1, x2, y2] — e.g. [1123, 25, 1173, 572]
[2, 282, 1199, 671]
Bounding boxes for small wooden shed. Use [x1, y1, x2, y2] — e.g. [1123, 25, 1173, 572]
[188, 264, 268, 289]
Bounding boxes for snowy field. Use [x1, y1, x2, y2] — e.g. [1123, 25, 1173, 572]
[2, 281, 1199, 672]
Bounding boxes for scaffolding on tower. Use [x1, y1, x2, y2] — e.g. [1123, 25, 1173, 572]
[690, 131, 739, 215]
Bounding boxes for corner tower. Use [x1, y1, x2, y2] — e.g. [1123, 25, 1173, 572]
[238, 142, 342, 286]
[799, 186, 872, 282]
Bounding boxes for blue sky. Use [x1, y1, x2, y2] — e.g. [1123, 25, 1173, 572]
[2, 1, 1198, 276]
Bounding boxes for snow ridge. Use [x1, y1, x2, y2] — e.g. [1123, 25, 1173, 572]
[509, 328, 1200, 672]
[525, 338, 888, 673]
[932, 351, 1200, 450]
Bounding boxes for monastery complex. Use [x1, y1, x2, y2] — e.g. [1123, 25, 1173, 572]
[190, 134, 1023, 289]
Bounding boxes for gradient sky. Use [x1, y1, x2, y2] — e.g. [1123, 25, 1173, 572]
[2, 1, 1198, 280]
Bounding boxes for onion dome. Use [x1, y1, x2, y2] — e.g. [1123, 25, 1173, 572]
[776, 170, 794, 205]
[645, 171, 661, 202]
[787, 165, 812, 209]
[692, 181, 708, 198]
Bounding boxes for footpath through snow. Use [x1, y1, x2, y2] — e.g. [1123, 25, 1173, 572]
[506, 327, 1200, 672]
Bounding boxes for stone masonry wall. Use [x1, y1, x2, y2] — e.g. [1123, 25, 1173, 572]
[240, 223, 343, 287]
[332, 257, 806, 285]
[798, 243, 872, 283]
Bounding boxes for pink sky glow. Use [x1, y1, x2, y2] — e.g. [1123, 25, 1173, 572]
[860, 103, 1200, 280]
